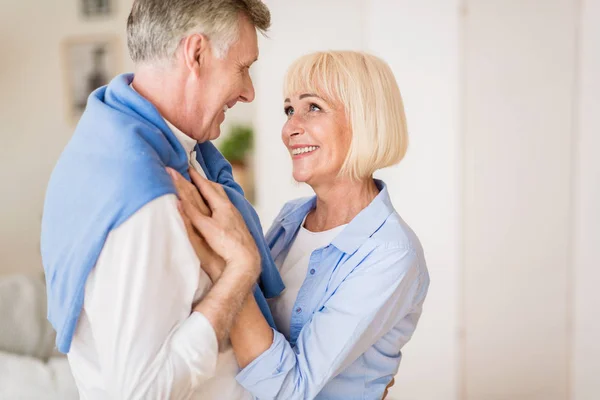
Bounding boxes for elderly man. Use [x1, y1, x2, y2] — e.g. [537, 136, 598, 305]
[40, 1, 284, 399]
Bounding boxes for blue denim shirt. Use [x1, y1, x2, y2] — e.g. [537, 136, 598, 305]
[236, 180, 430, 400]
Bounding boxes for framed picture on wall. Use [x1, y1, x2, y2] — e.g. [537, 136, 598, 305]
[81, 0, 113, 18]
[62, 36, 120, 124]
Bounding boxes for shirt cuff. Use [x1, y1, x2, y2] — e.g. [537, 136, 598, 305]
[170, 311, 219, 386]
[235, 328, 289, 392]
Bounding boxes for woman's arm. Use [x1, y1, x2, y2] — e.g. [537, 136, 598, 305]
[233, 246, 423, 400]
[229, 294, 274, 368]
[172, 167, 425, 399]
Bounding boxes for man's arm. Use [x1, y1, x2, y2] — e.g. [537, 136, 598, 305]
[192, 259, 259, 349]
[85, 194, 257, 399]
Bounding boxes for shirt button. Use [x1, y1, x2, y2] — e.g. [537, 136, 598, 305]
[296, 307, 302, 314]
[310, 269, 316, 275]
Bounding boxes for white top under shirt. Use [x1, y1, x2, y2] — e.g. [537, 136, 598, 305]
[269, 219, 347, 340]
[67, 118, 252, 400]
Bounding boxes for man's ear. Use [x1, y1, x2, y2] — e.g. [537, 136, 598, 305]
[182, 33, 209, 76]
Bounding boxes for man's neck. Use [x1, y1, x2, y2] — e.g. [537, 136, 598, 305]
[132, 65, 189, 135]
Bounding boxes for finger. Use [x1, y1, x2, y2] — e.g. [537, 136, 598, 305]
[186, 181, 211, 216]
[188, 167, 225, 195]
[177, 200, 192, 228]
[177, 201, 199, 240]
[189, 168, 229, 211]
[168, 168, 211, 216]
[194, 195, 211, 216]
[179, 201, 216, 264]
[190, 168, 227, 197]
[167, 167, 198, 206]
[167, 167, 193, 199]
[180, 197, 216, 239]
[166, 167, 186, 196]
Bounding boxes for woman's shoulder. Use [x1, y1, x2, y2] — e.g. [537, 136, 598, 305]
[333, 211, 428, 295]
[273, 196, 316, 222]
[356, 211, 427, 279]
[282, 196, 315, 213]
[370, 211, 423, 253]
[264, 196, 315, 239]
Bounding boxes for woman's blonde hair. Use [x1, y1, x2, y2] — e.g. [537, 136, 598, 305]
[284, 51, 408, 180]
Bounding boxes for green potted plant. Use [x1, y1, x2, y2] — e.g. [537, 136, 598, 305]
[219, 124, 255, 202]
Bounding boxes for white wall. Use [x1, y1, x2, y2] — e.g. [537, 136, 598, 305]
[253, 0, 367, 224]
[366, 1, 462, 399]
[0, 0, 134, 277]
[463, 1, 577, 399]
[572, 0, 600, 399]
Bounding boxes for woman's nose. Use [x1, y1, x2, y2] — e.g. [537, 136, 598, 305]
[284, 119, 304, 138]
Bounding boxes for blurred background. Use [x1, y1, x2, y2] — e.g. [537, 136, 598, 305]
[0, 0, 599, 399]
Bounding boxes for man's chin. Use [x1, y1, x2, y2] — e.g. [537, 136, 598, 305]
[209, 128, 222, 141]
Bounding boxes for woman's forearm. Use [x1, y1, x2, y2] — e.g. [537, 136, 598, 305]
[230, 294, 274, 368]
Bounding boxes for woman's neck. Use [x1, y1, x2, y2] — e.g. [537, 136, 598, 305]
[304, 177, 379, 232]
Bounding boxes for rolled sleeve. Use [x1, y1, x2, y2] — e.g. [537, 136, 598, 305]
[236, 328, 291, 396]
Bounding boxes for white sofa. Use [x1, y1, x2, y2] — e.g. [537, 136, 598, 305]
[0, 275, 78, 399]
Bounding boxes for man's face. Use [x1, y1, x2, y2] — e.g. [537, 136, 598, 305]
[186, 15, 258, 142]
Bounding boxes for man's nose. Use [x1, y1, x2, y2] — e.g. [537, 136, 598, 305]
[239, 76, 255, 103]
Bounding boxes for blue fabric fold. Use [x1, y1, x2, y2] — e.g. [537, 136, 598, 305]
[41, 73, 284, 353]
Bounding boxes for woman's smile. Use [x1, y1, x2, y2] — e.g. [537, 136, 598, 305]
[290, 145, 320, 158]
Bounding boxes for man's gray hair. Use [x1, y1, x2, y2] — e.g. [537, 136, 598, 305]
[127, 0, 270, 64]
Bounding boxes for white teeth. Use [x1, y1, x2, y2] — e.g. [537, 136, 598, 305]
[223, 105, 229, 113]
[291, 146, 319, 156]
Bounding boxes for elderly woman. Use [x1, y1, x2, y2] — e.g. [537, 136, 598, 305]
[173, 51, 430, 400]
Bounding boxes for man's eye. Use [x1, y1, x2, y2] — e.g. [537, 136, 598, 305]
[309, 103, 321, 112]
[284, 106, 294, 116]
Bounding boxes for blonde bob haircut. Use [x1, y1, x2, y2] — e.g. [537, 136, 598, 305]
[284, 51, 408, 181]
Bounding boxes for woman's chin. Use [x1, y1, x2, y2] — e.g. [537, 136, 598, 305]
[292, 170, 312, 184]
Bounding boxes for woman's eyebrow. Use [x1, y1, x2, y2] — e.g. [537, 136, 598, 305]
[284, 93, 323, 103]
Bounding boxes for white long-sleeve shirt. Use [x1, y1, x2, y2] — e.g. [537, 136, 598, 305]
[67, 120, 252, 400]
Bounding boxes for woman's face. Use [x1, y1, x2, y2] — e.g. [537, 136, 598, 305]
[281, 93, 352, 186]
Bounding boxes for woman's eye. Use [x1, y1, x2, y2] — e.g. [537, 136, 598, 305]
[309, 103, 321, 112]
[284, 106, 294, 116]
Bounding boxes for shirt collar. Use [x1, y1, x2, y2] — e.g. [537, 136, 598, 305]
[278, 180, 395, 255]
[165, 119, 197, 161]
